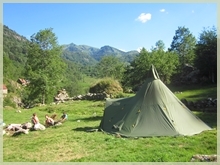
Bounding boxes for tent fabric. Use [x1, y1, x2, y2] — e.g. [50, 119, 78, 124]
[99, 65, 212, 137]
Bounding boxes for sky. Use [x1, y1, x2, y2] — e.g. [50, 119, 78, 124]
[3, 3, 217, 52]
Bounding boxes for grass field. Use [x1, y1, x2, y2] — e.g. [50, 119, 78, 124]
[2, 84, 217, 162]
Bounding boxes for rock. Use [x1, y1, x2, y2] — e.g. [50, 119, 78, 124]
[191, 154, 217, 162]
[54, 89, 70, 103]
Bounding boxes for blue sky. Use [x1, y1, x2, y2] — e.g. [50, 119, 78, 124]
[3, 3, 217, 52]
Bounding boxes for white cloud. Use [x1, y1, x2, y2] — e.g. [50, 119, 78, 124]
[136, 13, 152, 23]
[160, 9, 165, 12]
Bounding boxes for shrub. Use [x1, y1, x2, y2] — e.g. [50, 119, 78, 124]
[3, 96, 16, 108]
[89, 78, 123, 96]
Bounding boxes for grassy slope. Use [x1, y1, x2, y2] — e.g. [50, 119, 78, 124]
[3, 85, 217, 162]
[168, 84, 217, 101]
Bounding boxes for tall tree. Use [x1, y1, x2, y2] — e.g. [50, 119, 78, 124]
[154, 40, 166, 51]
[150, 48, 179, 84]
[194, 26, 217, 83]
[25, 28, 66, 104]
[123, 45, 179, 90]
[169, 26, 196, 68]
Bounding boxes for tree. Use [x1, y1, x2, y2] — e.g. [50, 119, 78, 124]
[95, 55, 125, 81]
[150, 49, 179, 84]
[169, 26, 196, 68]
[123, 45, 179, 90]
[194, 26, 217, 83]
[25, 28, 66, 105]
[154, 40, 166, 51]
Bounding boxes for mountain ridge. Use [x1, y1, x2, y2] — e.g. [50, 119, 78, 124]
[62, 43, 139, 65]
[4, 25, 139, 67]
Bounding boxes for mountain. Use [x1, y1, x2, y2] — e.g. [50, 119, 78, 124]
[3, 24, 139, 70]
[62, 43, 98, 66]
[93, 45, 126, 61]
[62, 44, 139, 65]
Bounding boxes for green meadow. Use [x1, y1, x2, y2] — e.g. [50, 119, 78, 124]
[2, 85, 217, 162]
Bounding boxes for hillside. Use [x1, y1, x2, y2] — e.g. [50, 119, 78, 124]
[3, 25, 139, 71]
[93, 45, 139, 62]
[62, 43, 98, 66]
[3, 25, 29, 80]
[3, 25, 140, 100]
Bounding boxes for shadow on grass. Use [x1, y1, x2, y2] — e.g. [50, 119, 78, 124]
[72, 126, 99, 132]
[73, 116, 103, 122]
[195, 112, 217, 128]
[184, 93, 217, 100]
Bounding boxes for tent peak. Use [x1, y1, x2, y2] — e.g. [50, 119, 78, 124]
[148, 64, 160, 79]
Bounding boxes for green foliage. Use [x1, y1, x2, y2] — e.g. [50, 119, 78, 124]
[123, 44, 179, 89]
[89, 78, 123, 95]
[3, 95, 17, 108]
[95, 55, 126, 81]
[25, 28, 67, 104]
[61, 59, 84, 96]
[62, 49, 98, 66]
[169, 26, 196, 68]
[3, 25, 29, 80]
[194, 26, 217, 83]
[150, 48, 180, 84]
[153, 40, 166, 51]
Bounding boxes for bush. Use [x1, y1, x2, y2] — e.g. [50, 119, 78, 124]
[89, 78, 123, 96]
[3, 96, 16, 108]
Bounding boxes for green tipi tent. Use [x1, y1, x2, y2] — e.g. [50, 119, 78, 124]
[99, 65, 211, 137]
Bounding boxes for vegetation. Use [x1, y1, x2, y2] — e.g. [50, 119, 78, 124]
[123, 45, 179, 90]
[3, 85, 217, 162]
[3, 24, 217, 112]
[194, 26, 217, 83]
[95, 55, 126, 81]
[169, 26, 196, 68]
[89, 78, 123, 96]
[2, 24, 217, 162]
[24, 28, 67, 105]
[3, 25, 29, 81]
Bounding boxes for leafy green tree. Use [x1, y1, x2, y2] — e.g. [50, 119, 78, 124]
[194, 26, 217, 83]
[95, 55, 125, 81]
[123, 43, 179, 90]
[169, 26, 196, 68]
[25, 28, 66, 105]
[150, 48, 179, 84]
[154, 40, 166, 51]
[130, 48, 151, 85]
